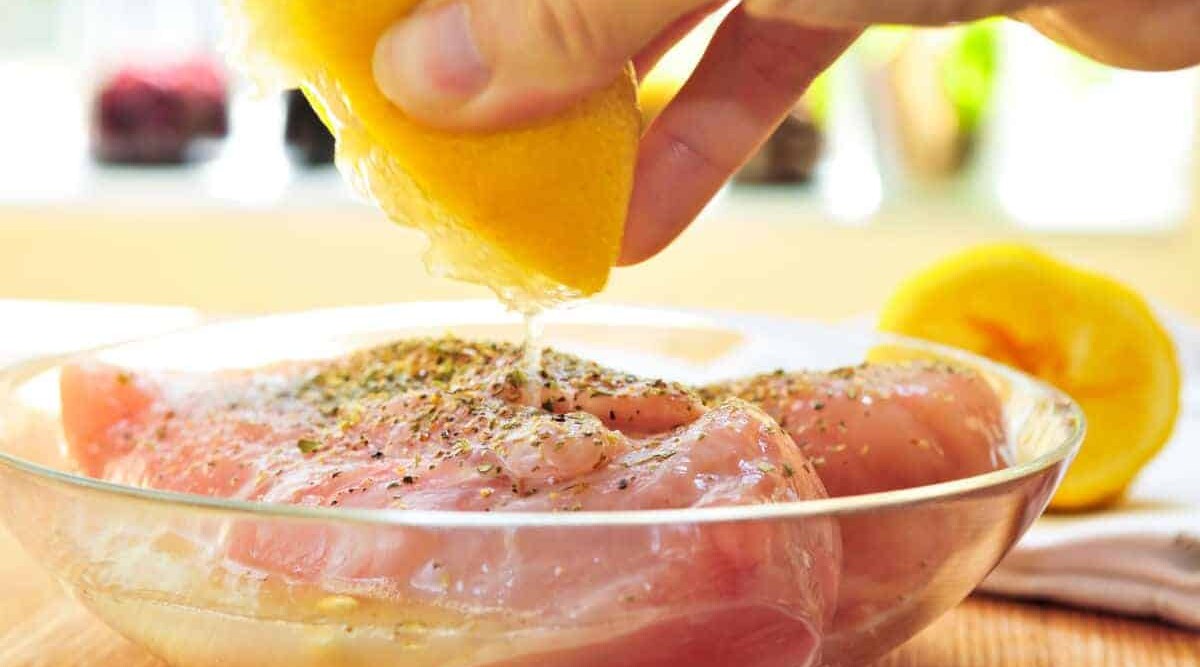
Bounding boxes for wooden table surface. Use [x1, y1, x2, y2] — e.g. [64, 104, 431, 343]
[2, 527, 1196, 667]
[3, 205, 1199, 322]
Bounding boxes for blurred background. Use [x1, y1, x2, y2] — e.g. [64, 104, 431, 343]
[2, 0, 1198, 321]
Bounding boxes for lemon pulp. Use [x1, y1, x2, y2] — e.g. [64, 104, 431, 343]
[223, 0, 641, 312]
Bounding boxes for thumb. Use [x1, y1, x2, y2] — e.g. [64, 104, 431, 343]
[373, 0, 705, 131]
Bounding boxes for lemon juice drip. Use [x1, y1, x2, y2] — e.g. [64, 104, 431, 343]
[521, 312, 545, 402]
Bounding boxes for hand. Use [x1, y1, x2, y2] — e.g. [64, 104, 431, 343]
[1019, 0, 1200, 72]
[372, 0, 857, 265]
[372, 0, 1199, 267]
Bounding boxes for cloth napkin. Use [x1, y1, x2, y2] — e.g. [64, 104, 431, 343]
[2, 300, 1197, 629]
[979, 314, 1200, 630]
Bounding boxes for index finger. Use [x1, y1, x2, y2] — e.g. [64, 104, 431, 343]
[619, 9, 856, 265]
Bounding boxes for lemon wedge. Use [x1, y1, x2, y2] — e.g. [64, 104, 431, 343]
[223, 0, 640, 309]
[879, 243, 1181, 510]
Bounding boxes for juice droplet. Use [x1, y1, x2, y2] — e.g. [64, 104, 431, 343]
[522, 312, 545, 405]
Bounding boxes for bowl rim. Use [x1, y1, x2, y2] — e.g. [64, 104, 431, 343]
[0, 301, 1085, 528]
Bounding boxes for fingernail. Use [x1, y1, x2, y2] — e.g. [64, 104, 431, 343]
[374, 2, 490, 111]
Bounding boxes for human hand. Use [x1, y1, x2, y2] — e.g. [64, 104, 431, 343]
[738, 0, 1199, 70]
[1018, 0, 1200, 72]
[372, 0, 1199, 266]
[371, 0, 857, 265]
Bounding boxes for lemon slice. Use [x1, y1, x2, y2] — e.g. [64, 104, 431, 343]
[223, 0, 640, 309]
[879, 243, 1181, 509]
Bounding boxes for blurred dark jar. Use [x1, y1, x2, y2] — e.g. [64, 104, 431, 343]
[82, 0, 227, 165]
[92, 58, 229, 165]
[735, 107, 823, 185]
[284, 90, 336, 166]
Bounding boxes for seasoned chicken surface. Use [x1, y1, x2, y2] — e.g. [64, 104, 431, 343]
[60, 337, 839, 667]
[702, 360, 1007, 497]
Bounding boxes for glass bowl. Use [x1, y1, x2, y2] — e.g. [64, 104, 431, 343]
[0, 302, 1082, 667]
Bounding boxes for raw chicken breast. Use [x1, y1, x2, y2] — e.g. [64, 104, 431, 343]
[703, 361, 1008, 497]
[60, 338, 839, 667]
[703, 361, 1008, 642]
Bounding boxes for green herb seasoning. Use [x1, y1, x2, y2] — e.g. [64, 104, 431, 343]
[297, 438, 321, 454]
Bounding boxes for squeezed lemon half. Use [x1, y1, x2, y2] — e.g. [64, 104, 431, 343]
[223, 0, 641, 310]
[880, 243, 1181, 510]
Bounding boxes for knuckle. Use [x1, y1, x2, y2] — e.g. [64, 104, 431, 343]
[528, 0, 620, 68]
[740, 22, 822, 90]
[660, 124, 735, 177]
